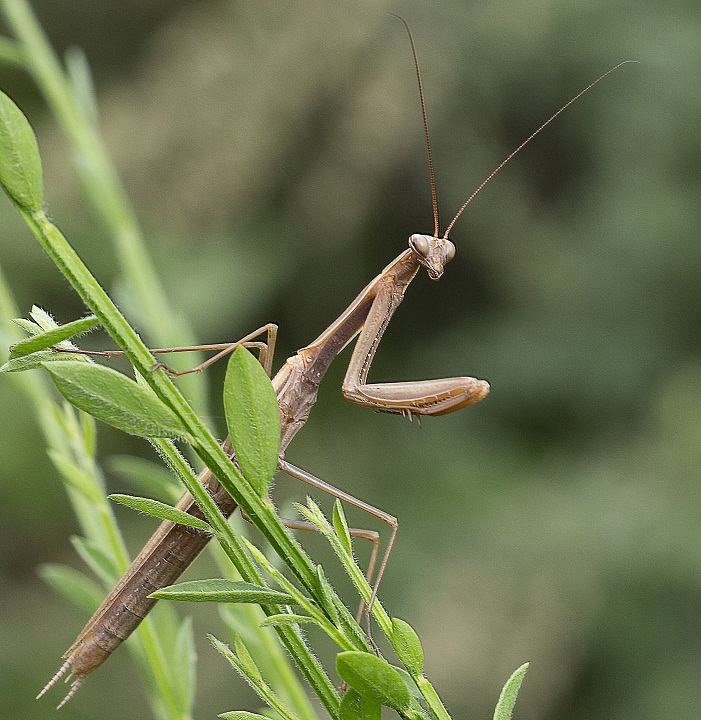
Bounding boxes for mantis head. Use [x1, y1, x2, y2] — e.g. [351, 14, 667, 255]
[409, 234, 456, 280]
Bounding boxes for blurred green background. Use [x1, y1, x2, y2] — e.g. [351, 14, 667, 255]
[1, 0, 700, 718]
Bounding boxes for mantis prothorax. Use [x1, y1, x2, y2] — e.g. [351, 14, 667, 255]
[37, 17, 634, 708]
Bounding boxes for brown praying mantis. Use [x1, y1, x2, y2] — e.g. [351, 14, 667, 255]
[36, 18, 633, 709]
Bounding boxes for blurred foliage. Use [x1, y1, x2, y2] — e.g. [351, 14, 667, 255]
[1, 1, 700, 719]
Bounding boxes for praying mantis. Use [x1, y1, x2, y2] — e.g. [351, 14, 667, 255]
[35, 17, 632, 709]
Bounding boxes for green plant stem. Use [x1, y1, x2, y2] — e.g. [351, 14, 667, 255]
[415, 677, 451, 720]
[212, 636, 304, 720]
[243, 539, 357, 651]
[219, 599, 320, 720]
[297, 501, 392, 638]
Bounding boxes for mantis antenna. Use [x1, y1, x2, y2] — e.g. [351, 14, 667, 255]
[394, 14, 637, 240]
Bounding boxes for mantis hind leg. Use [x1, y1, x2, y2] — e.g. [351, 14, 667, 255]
[276, 516, 381, 627]
[277, 458, 397, 633]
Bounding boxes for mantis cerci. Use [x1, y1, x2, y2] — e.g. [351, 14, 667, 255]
[35, 18, 632, 710]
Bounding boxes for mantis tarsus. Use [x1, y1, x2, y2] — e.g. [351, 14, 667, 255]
[35, 18, 633, 709]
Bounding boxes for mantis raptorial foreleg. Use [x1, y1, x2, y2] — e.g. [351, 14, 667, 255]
[340, 265, 487, 416]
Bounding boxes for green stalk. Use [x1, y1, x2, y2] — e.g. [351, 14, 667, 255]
[415, 678, 451, 720]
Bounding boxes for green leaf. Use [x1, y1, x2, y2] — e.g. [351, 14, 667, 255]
[149, 579, 295, 605]
[392, 617, 424, 675]
[171, 616, 196, 714]
[332, 499, 353, 557]
[70, 536, 118, 586]
[339, 688, 382, 720]
[65, 46, 99, 126]
[1, 348, 68, 373]
[394, 668, 423, 700]
[48, 449, 103, 504]
[234, 634, 262, 681]
[259, 613, 317, 628]
[28, 306, 56, 330]
[223, 346, 280, 496]
[80, 410, 98, 458]
[109, 493, 213, 533]
[336, 651, 412, 712]
[12, 317, 41, 334]
[0, 90, 43, 210]
[219, 713, 271, 720]
[108, 455, 182, 502]
[38, 563, 103, 616]
[43, 360, 189, 438]
[9, 314, 98, 358]
[315, 565, 339, 625]
[493, 662, 529, 720]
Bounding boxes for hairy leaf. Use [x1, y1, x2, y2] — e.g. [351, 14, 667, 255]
[149, 579, 295, 605]
[44, 360, 188, 438]
[223, 346, 280, 496]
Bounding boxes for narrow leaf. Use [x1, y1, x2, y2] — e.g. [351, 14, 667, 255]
[392, 617, 424, 675]
[0, 90, 43, 210]
[38, 563, 103, 615]
[259, 613, 317, 628]
[332, 499, 353, 557]
[81, 410, 98, 458]
[171, 617, 196, 714]
[339, 688, 382, 720]
[109, 493, 212, 533]
[47, 449, 102, 503]
[315, 565, 339, 625]
[212, 635, 306, 720]
[43, 360, 189, 438]
[234, 634, 262, 681]
[12, 317, 41, 334]
[70, 536, 118, 586]
[210, 635, 248, 680]
[9, 314, 98, 358]
[395, 668, 423, 700]
[223, 346, 280, 496]
[219, 713, 271, 720]
[1, 348, 68, 373]
[336, 651, 411, 712]
[65, 46, 99, 126]
[493, 662, 529, 720]
[149, 579, 295, 605]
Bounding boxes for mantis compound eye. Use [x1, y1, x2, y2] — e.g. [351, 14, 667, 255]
[409, 234, 431, 259]
[444, 240, 456, 264]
